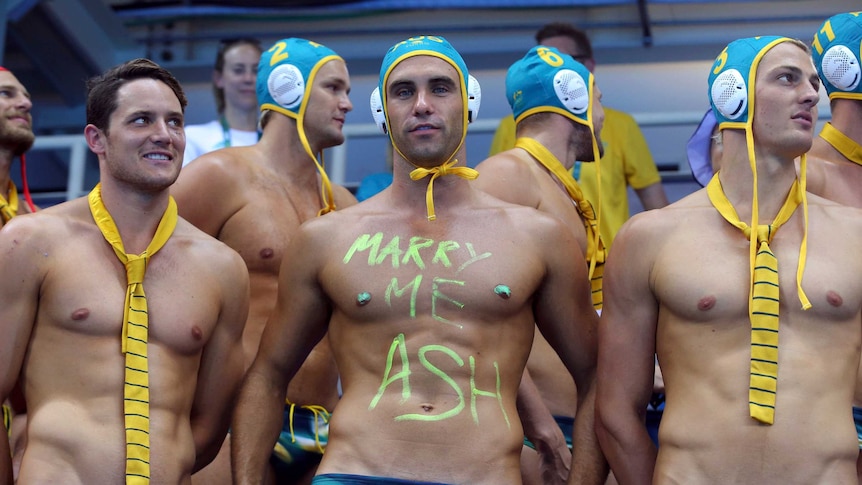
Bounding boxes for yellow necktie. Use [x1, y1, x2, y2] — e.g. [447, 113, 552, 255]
[515, 137, 606, 310]
[0, 181, 20, 224]
[409, 158, 478, 221]
[88, 183, 178, 484]
[707, 174, 803, 424]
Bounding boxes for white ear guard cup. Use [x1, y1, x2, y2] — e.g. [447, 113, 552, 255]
[821, 45, 861, 92]
[467, 74, 481, 122]
[711, 68, 747, 120]
[370, 86, 387, 134]
[268, 64, 305, 110]
[553, 69, 589, 115]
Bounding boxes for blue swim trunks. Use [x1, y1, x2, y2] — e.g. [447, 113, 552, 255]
[853, 406, 862, 450]
[645, 392, 664, 447]
[312, 473, 452, 484]
[270, 403, 331, 480]
[523, 415, 574, 450]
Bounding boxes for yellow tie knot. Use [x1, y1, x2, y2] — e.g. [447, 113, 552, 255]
[409, 159, 479, 221]
[744, 225, 773, 245]
[125, 256, 147, 285]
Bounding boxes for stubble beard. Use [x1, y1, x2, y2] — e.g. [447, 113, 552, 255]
[0, 122, 34, 156]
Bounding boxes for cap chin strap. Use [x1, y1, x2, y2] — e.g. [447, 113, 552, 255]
[409, 159, 477, 221]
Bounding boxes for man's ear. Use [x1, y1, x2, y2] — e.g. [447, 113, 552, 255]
[84, 124, 106, 154]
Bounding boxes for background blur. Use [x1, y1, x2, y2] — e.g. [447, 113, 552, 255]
[2, 0, 855, 209]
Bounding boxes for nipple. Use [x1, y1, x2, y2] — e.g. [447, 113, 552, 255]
[697, 295, 716, 311]
[71, 308, 90, 321]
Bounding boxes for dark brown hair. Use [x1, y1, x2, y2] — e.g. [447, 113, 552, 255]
[86, 58, 187, 133]
[535, 22, 593, 60]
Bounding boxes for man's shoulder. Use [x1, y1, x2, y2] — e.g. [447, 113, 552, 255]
[475, 150, 534, 175]
[178, 146, 260, 187]
[618, 192, 709, 237]
[172, 218, 247, 268]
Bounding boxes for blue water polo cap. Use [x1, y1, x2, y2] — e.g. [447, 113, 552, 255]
[708, 36, 792, 129]
[257, 38, 342, 120]
[812, 12, 862, 100]
[378, 36, 471, 136]
[506, 45, 595, 128]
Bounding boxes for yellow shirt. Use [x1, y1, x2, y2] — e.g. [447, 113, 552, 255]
[488, 107, 661, 245]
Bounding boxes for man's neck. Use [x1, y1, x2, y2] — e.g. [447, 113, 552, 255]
[518, 121, 575, 170]
[257, 115, 325, 183]
[390, 153, 474, 211]
[97, 179, 172, 254]
[0, 151, 16, 200]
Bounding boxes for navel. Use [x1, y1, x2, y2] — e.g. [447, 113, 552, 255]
[191, 325, 203, 340]
[70, 308, 90, 321]
[420, 403, 434, 413]
[697, 295, 716, 311]
[826, 290, 843, 307]
[259, 247, 274, 259]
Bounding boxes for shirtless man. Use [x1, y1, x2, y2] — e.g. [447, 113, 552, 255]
[804, 11, 862, 481]
[473, 45, 606, 485]
[0, 65, 37, 481]
[172, 38, 356, 484]
[232, 35, 604, 485]
[0, 58, 249, 484]
[595, 36, 862, 484]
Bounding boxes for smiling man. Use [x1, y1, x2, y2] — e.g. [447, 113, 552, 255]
[0, 67, 36, 223]
[0, 58, 249, 484]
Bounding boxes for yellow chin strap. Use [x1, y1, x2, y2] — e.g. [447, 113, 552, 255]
[409, 159, 478, 221]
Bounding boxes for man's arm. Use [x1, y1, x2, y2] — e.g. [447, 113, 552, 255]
[594, 215, 660, 485]
[0, 217, 45, 483]
[633, 182, 669, 211]
[530, 215, 606, 485]
[517, 369, 571, 485]
[190, 248, 249, 471]
[231, 220, 333, 485]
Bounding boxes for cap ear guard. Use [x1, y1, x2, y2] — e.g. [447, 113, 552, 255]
[710, 68, 747, 120]
[267, 63, 306, 110]
[821, 45, 861, 92]
[553, 69, 589, 115]
[370, 86, 387, 134]
[467, 74, 481, 122]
